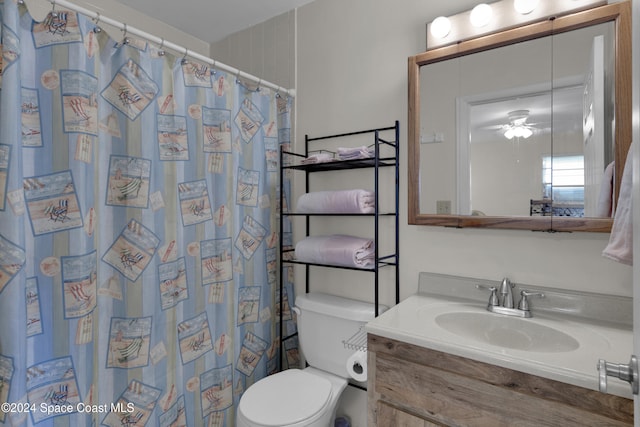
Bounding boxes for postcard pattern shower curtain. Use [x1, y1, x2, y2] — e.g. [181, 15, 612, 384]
[0, 1, 297, 426]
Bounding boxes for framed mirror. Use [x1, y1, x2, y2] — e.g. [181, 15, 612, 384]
[408, 2, 631, 232]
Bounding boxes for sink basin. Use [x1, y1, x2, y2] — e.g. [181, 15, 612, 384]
[367, 294, 629, 397]
[435, 312, 580, 353]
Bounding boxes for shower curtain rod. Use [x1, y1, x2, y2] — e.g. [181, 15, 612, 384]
[46, 0, 296, 98]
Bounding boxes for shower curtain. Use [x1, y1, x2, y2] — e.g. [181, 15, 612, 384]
[0, 1, 296, 426]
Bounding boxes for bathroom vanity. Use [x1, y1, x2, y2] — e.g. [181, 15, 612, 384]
[367, 335, 632, 426]
[365, 273, 634, 426]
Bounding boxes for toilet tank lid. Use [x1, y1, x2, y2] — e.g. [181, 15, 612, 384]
[295, 292, 387, 322]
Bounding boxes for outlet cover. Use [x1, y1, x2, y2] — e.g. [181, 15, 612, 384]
[420, 132, 445, 144]
[436, 200, 451, 214]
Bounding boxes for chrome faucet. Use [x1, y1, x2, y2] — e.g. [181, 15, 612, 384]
[499, 277, 514, 308]
[477, 280, 544, 318]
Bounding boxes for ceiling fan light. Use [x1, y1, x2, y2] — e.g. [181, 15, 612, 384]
[504, 127, 516, 139]
[521, 127, 533, 138]
[504, 124, 532, 140]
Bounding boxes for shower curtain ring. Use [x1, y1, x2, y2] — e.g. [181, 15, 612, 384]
[158, 38, 166, 56]
[92, 12, 102, 33]
[121, 23, 130, 45]
[181, 48, 189, 65]
[256, 79, 262, 92]
[50, 0, 58, 18]
[236, 71, 242, 84]
[211, 60, 217, 75]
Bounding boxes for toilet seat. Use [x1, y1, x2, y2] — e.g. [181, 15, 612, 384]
[238, 369, 333, 426]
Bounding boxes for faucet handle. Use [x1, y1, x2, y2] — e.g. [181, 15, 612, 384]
[476, 284, 499, 307]
[517, 290, 545, 311]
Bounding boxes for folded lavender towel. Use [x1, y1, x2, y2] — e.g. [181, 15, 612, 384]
[295, 235, 375, 268]
[296, 190, 375, 214]
[301, 152, 334, 164]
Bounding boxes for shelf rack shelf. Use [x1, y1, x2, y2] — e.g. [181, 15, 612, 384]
[278, 121, 400, 368]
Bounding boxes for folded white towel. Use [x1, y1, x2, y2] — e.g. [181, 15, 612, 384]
[295, 235, 375, 268]
[296, 190, 375, 214]
[602, 142, 633, 265]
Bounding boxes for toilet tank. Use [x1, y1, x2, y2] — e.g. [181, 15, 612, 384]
[294, 292, 386, 379]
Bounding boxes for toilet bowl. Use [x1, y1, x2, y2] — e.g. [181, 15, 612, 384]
[237, 293, 382, 427]
[236, 367, 347, 427]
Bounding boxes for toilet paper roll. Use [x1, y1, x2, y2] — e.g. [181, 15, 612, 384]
[346, 349, 367, 382]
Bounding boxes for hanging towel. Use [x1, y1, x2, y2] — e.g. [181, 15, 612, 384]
[295, 235, 375, 268]
[296, 190, 375, 214]
[602, 142, 634, 265]
[596, 161, 615, 218]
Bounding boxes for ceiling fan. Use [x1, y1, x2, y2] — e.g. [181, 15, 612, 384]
[475, 107, 548, 142]
[502, 109, 535, 139]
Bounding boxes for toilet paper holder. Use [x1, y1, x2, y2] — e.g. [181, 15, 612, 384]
[346, 346, 368, 382]
[351, 359, 364, 375]
[342, 326, 367, 352]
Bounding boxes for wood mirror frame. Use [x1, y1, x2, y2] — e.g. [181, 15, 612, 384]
[408, 2, 631, 232]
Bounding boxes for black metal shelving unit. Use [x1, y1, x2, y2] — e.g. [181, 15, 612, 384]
[278, 121, 400, 368]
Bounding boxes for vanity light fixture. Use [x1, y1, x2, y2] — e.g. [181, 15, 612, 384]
[430, 16, 452, 39]
[426, 0, 604, 49]
[513, 0, 539, 15]
[470, 3, 493, 27]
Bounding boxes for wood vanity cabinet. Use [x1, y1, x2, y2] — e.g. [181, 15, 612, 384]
[367, 334, 633, 427]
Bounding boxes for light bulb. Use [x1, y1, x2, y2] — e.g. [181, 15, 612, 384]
[513, 126, 524, 138]
[504, 128, 515, 139]
[514, 0, 539, 15]
[430, 16, 452, 39]
[470, 3, 493, 28]
[505, 126, 533, 139]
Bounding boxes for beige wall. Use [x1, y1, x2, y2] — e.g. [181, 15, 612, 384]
[210, 11, 296, 91]
[292, 3, 633, 423]
[215, 5, 633, 423]
[295, 0, 632, 303]
[213, 0, 633, 305]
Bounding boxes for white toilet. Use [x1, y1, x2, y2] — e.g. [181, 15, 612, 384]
[237, 292, 381, 427]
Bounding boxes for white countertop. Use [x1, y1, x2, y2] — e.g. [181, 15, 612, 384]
[366, 294, 633, 399]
